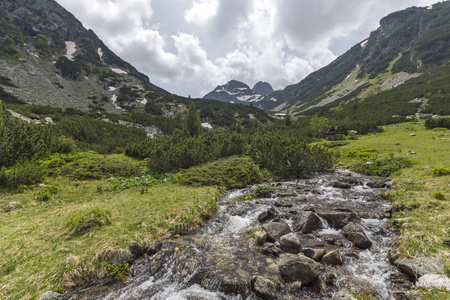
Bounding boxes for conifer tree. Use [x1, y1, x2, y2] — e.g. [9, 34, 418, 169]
[184, 102, 202, 136]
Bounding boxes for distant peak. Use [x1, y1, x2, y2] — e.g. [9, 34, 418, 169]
[252, 81, 274, 96]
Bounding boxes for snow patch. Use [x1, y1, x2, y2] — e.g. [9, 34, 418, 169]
[360, 40, 368, 48]
[65, 41, 76, 61]
[202, 122, 213, 129]
[97, 48, 103, 60]
[109, 86, 117, 92]
[111, 68, 127, 75]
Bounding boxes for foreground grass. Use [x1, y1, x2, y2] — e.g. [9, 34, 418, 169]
[0, 178, 222, 300]
[338, 121, 450, 283]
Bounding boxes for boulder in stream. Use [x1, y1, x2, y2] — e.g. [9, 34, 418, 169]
[322, 250, 343, 265]
[263, 222, 292, 242]
[342, 222, 372, 249]
[252, 276, 280, 299]
[302, 248, 326, 262]
[293, 211, 322, 233]
[278, 253, 323, 284]
[279, 233, 302, 254]
[318, 211, 356, 229]
[39, 292, 66, 300]
[395, 257, 444, 279]
[255, 228, 268, 245]
[332, 289, 357, 300]
[258, 207, 277, 223]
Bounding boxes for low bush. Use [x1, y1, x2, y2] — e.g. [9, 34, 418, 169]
[35, 185, 58, 201]
[102, 173, 181, 192]
[340, 147, 379, 159]
[432, 191, 446, 200]
[431, 166, 450, 176]
[65, 208, 111, 236]
[425, 117, 450, 129]
[0, 161, 46, 187]
[179, 156, 265, 189]
[351, 156, 413, 177]
[253, 184, 274, 198]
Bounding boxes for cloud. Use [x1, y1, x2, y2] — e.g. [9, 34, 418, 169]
[56, 0, 439, 97]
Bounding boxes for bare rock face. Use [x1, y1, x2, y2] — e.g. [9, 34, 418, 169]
[278, 253, 323, 284]
[280, 233, 302, 254]
[263, 222, 292, 242]
[293, 211, 322, 234]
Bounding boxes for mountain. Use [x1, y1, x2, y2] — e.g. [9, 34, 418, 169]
[203, 79, 273, 105]
[261, 1, 450, 121]
[0, 0, 270, 128]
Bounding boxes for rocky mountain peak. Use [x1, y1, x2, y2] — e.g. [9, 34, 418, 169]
[252, 81, 274, 96]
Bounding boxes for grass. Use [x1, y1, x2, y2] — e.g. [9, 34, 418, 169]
[0, 177, 222, 299]
[338, 121, 450, 289]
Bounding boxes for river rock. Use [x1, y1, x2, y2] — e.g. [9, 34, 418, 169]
[391, 290, 423, 300]
[39, 292, 65, 300]
[330, 180, 352, 189]
[262, 243, 282, 256]
[129, 241, 143, 258]
[258, 207, 277, 223]
[395, 257, 444, 279]
[341, 277, 378, 297]
[255, 229, 268, 245]
[100, 249, 132, 265]
[342, 222, 372, 249]
[293, 211, 322, 234]
[318, 211, 356, 229]
[253, 276, 280, 299]
[322, 250, 343, 265]
[367, 179, 389, 188]
[263, 222, 292, 242]
[278, 253, 323, 284]
[332, 289, 357, 300]
[416, 274, 450, 289]
[302, 248, 326, 262]
[280, 233, 302, 254]
[145, 239, 162, 256]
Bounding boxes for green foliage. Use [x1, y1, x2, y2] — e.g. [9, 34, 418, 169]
[65, 208, 111, 236]
[341, 148, 379, 159]
[106, 262, 129, 281]
[249, 131, 336, 177]
[431, 166, 450, 176]
[55, 56, 81, 79]
[309, 114, 329, 138]
[1, 37, 20, 58]
[35, 185, 58, 201]
[179, 156, 264, 189]
[343, 130, 358, 140]
[33, 34, 51, 56]
[253, 184, 274, 198]
[432, 191, 445, 200]
[0, 260, 16, 277]
[144, 100, 163, 116]
[0, 86, 25, 104]
[0, 160, 46, 187]
[183, 102, 202, 136]
[102, 173, 181, 192]
[425, 117, 450, 130]
[351, 156, 413, 177]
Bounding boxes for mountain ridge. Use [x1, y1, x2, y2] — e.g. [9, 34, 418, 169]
[203, 79, 273, 105]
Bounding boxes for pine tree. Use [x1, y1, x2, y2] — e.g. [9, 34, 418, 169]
[184, 102, 202, 136]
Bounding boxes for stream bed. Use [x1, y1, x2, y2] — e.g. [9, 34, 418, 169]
[75, 170, 413, 300]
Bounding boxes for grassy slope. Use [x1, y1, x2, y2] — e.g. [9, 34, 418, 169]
[0, 177, 222, 299]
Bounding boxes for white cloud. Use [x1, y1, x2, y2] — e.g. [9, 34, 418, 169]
[184, 0, 218, 25]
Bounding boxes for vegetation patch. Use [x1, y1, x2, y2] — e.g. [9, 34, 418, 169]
[101, 172, 181, 192]
[351, 156, 413, 177]
[65, 208, 112, 236]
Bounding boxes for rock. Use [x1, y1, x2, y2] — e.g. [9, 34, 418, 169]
[389, 271, 413, 289]
[443, 239, 450, 246]
[129, 241, 143, 258]
[391, 290, 423, 300]
[342, 222, 372, 249]
[261, 243, 282, 256]
[255, 229, 268, 245]
[333, 289, 357, 300]
[293, 211, 322, 234]
[302, 248, 326, 262]
[416, 274, 450, 290]
[258, 208, 277, 223]
[410, 133, 416, 136]
[280, 233, 302, 254]
[100, 249, 132, 265]
[145, 239, 162, 256]
[44, 117, 54, 124]
[341, 277, 378, 297]
[263, 222, 292, 242]
[395, 257, 444, 279]
[318, 211, 356, 229]
[285, 281, 303, 294]
[367, 180, 389, 188]
[322, 250, 343, 265]
[39, 292, 65, 300]
[253, 276, 280, 299]
[330, 180, 351, 189]
[278, 253, 323, 284]
[274, 199, 294, 208]
[276, 190, 296, 197]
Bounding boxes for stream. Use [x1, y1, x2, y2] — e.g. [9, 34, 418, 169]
[74, 170, 413, 300]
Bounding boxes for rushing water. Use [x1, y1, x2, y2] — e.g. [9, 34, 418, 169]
[75, 170, 410, 300]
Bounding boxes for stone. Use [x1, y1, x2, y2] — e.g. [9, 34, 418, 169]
[278, 253, 323, 284]
[302, 248, 326, 262]
[274, 199, 294, 208]
[101, 249, 132, 265]
[443, 239, 450, 246]
[129, 241, 143, 258]
[255, 229, 268, 245]
[322, 250, 343, 265]
[342, 222, 372, 249]
[332, 289, 357, 300]
[276, 190, 296, 197]
[253, 276, 280, 299]
[391, 290, 423, 300]
[416, 274, 450, 290]
[341, 277, 378, 298]
[262, 222, 292, 242]
[39, 292, 65, 300]
[258, 207, 277, 223]
[285, 281, 303, 293]
[293, 211, 322, 234]
[318, 211, 356, 229]
[330, 180, 352, 189]
[367, 180, 389, 188]
[279, 233, 302, 254]
[145, 239, 162, 256]
[395, 257, 444, 279]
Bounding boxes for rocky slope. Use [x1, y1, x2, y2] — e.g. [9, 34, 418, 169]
[203, 79, 273, 105]
[260, 2, 450, 118]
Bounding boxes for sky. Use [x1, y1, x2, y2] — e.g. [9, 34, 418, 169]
[55, 0, 440, 98]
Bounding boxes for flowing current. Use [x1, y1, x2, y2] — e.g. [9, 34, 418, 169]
[75, 170, 411, 300]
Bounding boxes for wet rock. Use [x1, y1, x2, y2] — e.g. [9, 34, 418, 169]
[145, 239, 163, 256]
[341, 277, 378, 298]
[324, 271, 337, 286]
[395, 257, 444, 279]
[293, 211, 322, 234]
[322, 250, 343, 265]
[258, 207, 277, 223]
[443, 239, 450, 246]
[330, 180, 352, 189]
[255, 229, 268, 245]
[262, 243, 282, 256]
[342, 222, 372, 249]
[416, 274, 450, 289]
[285, 281, 303, 294]
[391, 290, 423, 300]
[302, 248, 326, 262]
[278, 253, 323, 284]
[280, 233, 302, 254]
[322, 234, 346, 246]
[389, 271, 413, 289]
[332, 289, 357, 300]
[276, 190, 296, 197]
[318, 211, 356, 229]
[253, 276, 280, 299]
[367, 179, 389, 188]
[128, 242, 143, 258]
[263, 222, 292, 242]
[39, 292, 66, 300]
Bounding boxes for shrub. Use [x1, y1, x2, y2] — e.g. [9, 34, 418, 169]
[35, 185, 58, 201]
[425, 117, 450, 130]
[431, 166, 450, 176]
[179, 156, 265, 189]
[253, 184, 274, 198]
[351, 156, 413, 177]
[0, 161, 46, 187]
[65, 208, 111, 236]
[432, 191, 445, 200]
